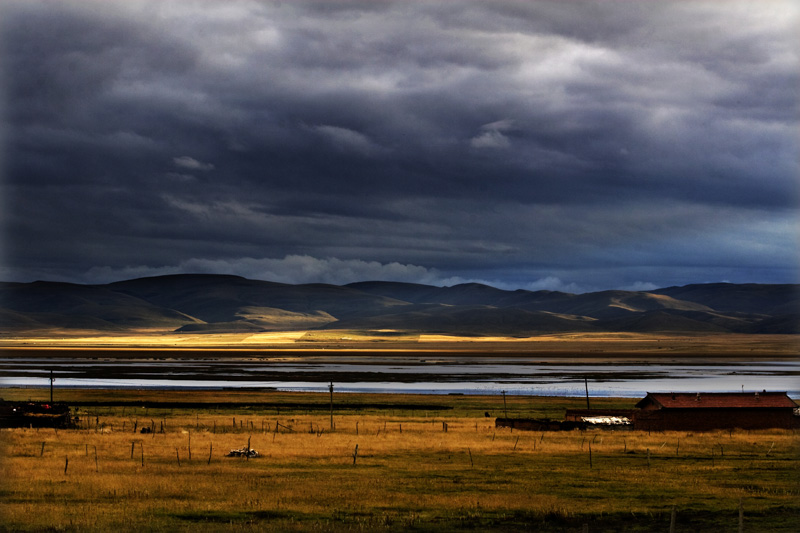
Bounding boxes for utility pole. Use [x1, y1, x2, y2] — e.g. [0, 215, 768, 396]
[50, 370, 55, 403]
[329, 382, 334, 430]
[584, 378, 590, 410]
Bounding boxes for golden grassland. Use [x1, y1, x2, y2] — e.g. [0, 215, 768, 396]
[1, 391, 799, 532]
[2, 331, 798, 359]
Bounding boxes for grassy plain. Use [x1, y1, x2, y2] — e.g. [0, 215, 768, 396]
[1, 389, 798, 532]
[2, 331, 798, 358]
[1, 332, 798, 530]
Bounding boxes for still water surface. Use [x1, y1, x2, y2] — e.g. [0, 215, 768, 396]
[1, 356, 797, 397]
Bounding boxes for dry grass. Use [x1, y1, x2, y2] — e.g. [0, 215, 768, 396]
[2, 396, 799, 532]
[3, 332, 798, 359]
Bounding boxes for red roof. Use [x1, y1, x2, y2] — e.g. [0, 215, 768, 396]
[636, 392, 797, 409]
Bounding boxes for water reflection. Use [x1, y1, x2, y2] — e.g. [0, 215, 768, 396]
[1, 357, 797, 397]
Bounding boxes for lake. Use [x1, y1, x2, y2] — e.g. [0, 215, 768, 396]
[1, 351, 797, 397]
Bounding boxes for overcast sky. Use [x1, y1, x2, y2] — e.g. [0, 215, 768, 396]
[1, 0, 798, 292]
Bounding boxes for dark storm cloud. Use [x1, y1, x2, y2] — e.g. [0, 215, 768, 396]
[1, 0, 797, 290]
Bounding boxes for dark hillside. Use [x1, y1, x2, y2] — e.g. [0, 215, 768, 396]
[653, 283, 800, 315]
[108, 275, 408, 323]
[0, 281, 202, 330]
[1, 276, 797, 336]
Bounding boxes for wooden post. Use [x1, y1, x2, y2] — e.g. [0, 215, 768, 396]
[588, 443, 593, 469]
[513, 436, 520, 451]
[739, 498, 744, 533]
[647, 448, 651, 469]
[329, 382, 334, 431]
[356, 421, 359, 435]
[50, 370, 54, 403]
[352, 444, 359, 466]
[94, 445, 98, 472]
[140, 444, 144, 467]
[584, 378, 590, 409]
[468, 447, 473, 468]
[208, 443, 213, 465]
[502, 390, 507, 418]
[40, 442, 45, 456]
[176, 448, 181, 467]
[131, 442, 135, 459]
[64, 456, 68, 475]
[738, 499, 744, 533]
[669, 506, 676, 533]
[188, 433, 192, 460]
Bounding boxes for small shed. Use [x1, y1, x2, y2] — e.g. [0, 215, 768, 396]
[632, 392, 798, 431]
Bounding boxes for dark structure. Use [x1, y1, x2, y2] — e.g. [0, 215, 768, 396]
[633, 392, 798, 431]
[0, 400, 75, 428]
[495, 417, 587, 431]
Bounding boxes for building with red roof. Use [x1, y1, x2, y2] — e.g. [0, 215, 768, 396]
[633, 392, 798, 431]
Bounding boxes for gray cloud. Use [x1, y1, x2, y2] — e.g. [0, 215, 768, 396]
[173, 156, 214, 172]
[1, 0, 797, 290]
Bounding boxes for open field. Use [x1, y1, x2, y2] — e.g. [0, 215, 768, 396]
[1, 390, 798, 532]
[2, 332, 798, 358]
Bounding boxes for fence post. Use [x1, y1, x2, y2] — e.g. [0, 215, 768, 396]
[739, 499, 744, 533]
[329, 382, 334, 431]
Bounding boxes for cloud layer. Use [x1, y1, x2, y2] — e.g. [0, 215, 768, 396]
[1, 0, 798, 290]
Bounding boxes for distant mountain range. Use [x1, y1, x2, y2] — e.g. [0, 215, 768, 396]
[1, 275, 798, 335]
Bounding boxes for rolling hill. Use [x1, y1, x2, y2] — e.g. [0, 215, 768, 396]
[1, 275, 797, 336]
